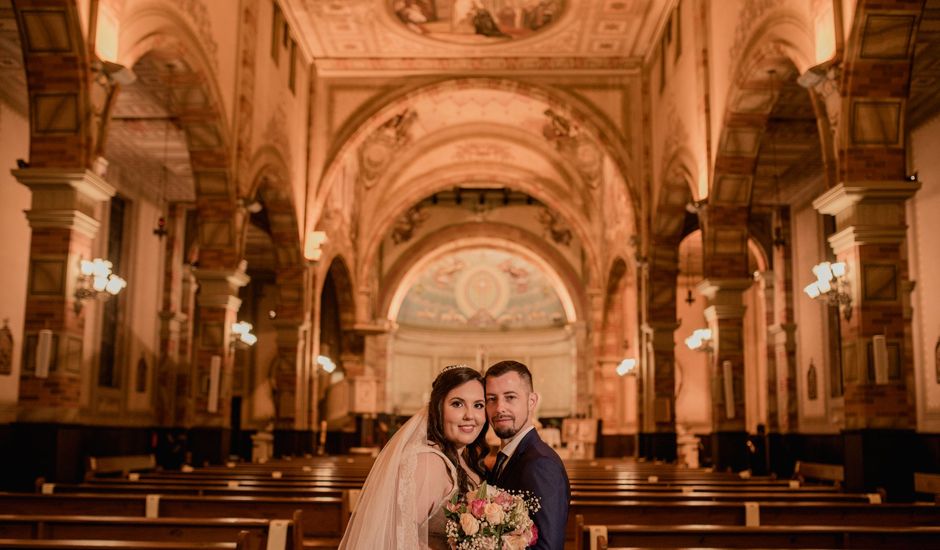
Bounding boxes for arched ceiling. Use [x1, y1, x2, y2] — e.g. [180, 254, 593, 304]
[333, 82, 634, 282]
[0, 5, 26, 115]
[105, 54, 195, 203]
[285, 0, 670, 60]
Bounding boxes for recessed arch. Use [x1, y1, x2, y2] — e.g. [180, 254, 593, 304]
[117, 5, 239, 270]
[380, 223, 584, 325]
[358, 168, 601, 292]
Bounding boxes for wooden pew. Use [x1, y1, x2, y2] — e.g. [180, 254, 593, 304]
[567, 500, 940, 543]
[793, 460, 844, 487]
[0, 493, 346, 543]
[0, 539, 242, 549]
[0, 512, 302, 550]
[569, 490, 875, 502]
[914, 472, 940, 503]
[41, 482, 345, 499]
[575, 518, 940, 549]
[86, 455, 157, 479]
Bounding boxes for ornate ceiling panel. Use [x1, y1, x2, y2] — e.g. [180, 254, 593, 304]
[287, 0, 667, 61]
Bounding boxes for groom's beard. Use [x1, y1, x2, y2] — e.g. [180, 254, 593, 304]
[491, 411, 528, 439]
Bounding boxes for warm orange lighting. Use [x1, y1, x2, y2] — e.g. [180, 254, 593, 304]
[95, 3, 119, 62]
[814, 5, 836, 63]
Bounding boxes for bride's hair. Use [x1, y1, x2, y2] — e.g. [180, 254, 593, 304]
[427, 366, 489, 493]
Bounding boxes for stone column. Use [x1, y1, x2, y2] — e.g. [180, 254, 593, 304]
[13, 168, 115, 422]
[189, 267, 249, 463]
[271, 320, 302, 429]
[813, 180, 919, 500]
[698, 278, 751, 471]
[643, 320, 680, 461]
[642, 249, 680, 461]
[156, 205, 188, 426]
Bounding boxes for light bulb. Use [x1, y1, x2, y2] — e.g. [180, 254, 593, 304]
[80, 260, 95, 276]
[105, 275, 126, 295]
[831, 262, 846, 277]
[804, 282, 821, 299]
[92, 276, 108, 291]
[812, 262, 833, 283]
[241, 332, 257, 346]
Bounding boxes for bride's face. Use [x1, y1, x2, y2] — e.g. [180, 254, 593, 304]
[442, 380, 486, 450]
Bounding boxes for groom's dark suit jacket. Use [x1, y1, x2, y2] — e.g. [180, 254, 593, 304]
[489, 429, 570, 550]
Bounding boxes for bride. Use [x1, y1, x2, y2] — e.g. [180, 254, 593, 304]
[339, 365, 489, 549]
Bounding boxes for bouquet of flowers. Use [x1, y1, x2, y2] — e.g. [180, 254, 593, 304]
[444, 482, 540, 550]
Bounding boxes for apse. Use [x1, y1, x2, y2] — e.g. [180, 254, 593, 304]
[386, 245, 578, 419]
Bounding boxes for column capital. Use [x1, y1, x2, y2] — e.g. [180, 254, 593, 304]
[828, 226, 909, 253]
[642, 321, 681, 334]
[14, 168, 116, 238]
[194, 267, 250, 310]
[812, 180, 920, 216]
[13, 168, 116, 203]
[696, 278, 753, 299]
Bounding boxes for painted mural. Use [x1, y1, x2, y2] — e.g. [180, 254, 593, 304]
[391, 0, 564, 44]
[397, 248, 567, 330]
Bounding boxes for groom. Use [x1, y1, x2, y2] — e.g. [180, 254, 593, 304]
[484, 361, 570, 549]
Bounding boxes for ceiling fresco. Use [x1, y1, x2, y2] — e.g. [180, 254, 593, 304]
[396, 247, 568, 330]
[292, 0, 665, 59]
[390, 0, 565, 44]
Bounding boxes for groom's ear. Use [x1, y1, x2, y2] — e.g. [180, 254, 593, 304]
[528, 390, 539, 411]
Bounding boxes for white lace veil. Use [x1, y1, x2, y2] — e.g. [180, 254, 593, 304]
[338, 406, 455, 549]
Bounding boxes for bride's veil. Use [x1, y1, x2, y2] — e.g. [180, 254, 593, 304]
[338, 406, 447, 549]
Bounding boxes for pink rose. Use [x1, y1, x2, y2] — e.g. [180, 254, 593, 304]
[528, 523, 539, 546]
[494, 491, 514, 508]
[469, 498, 486, 518]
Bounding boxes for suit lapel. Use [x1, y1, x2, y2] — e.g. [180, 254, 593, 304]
[495, 429, 538, 487]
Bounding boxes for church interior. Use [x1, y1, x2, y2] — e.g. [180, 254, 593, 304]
[1, 0, 940, 544]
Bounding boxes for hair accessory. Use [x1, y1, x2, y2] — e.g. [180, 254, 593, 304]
[434, 363, 471, 383]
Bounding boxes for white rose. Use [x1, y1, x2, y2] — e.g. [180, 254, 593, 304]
[501, 534, 527, 550]
[484, 502, 505, 525]
[459, 513, 480, 536]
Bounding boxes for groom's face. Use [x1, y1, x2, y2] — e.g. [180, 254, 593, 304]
[485, 371, 537, 440]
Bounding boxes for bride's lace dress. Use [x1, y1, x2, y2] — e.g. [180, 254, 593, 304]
[338, 408, 480, 550]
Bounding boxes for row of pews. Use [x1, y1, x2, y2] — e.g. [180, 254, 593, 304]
[566, 460, 940, 549]
[0, 453, 937, 549]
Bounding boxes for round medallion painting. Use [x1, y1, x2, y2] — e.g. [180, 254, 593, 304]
[391, 0, 565, 44]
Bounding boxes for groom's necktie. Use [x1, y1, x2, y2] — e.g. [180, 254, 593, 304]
[492, 451, 509, 482]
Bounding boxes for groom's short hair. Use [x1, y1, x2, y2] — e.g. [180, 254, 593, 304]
[485, 360, 533, 391]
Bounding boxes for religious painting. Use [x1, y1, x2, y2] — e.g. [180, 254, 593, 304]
[396, 248, 568, 331]
[807, 359, 818, 401]
[391, 0, 565, 44]
[0, 320, 11, 375]
[136, 357, 148, 393]
[935, 335, 940, 384]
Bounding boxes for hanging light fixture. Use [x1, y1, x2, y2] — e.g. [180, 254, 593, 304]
[684, 240, 695, 306]
[74, 257, 127, 313]
[153, 65, 174, 238]
[767, 69, 786, 249]
[803, 261, 852, 320]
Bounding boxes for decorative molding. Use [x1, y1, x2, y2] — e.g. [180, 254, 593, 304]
[168, 0, 219, 71]
[313, 56, 642, 74]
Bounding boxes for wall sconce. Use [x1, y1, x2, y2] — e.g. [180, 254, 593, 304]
[304, 230, 328, 262]
[803, 261, 852, 320]
[75, 258, 127, 313]
[231, 321, 257, 346]
[317, 354, 336, 373]
[685, 328, 713, 352]
[615, 358, 637, 376]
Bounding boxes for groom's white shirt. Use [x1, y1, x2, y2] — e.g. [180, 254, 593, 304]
[498, 425, 536, 461]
